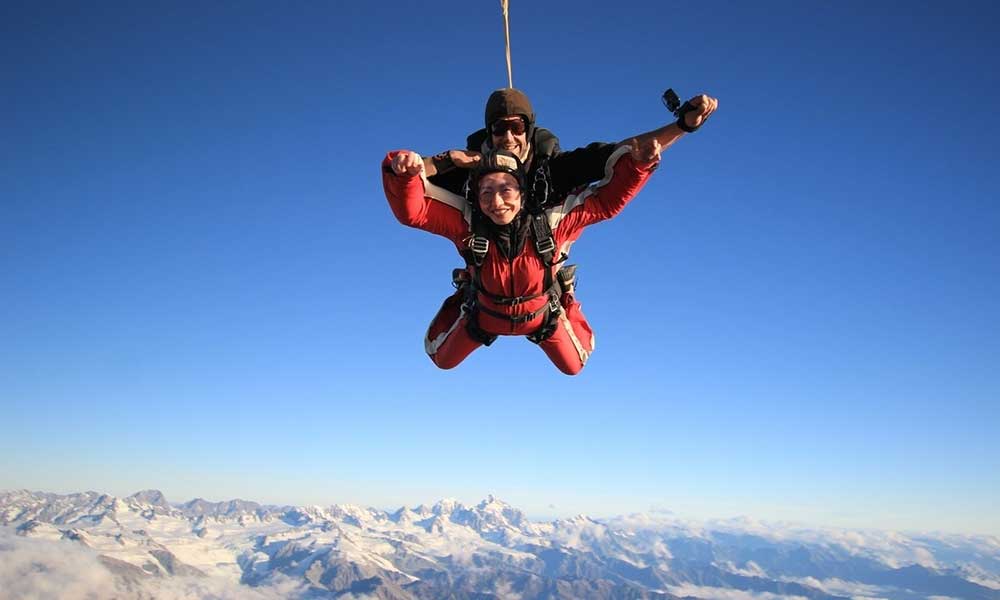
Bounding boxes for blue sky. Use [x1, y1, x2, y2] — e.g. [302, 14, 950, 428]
[2, 1, 998, 535]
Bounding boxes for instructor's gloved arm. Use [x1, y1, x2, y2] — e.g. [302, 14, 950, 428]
[421, 149, 482, 177]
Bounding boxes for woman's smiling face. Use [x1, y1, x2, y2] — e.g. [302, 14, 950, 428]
[477, 172, 522, 226]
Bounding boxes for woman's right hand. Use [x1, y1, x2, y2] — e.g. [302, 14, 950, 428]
[391, 151, 424, 176]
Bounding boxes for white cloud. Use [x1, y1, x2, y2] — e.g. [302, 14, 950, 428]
[493, 580, 524, 600]
[961, 566, 1000, 590]
[666, 583, 809, 600]
[716, 560, 767, 578]
[139, 575, 310, 600]
[651, 538, 673, 560]
[0, 529, 122, 600]
[0, 528, 309, 600]
[613, 512, 954, 570]
[778, 576, 891, 599]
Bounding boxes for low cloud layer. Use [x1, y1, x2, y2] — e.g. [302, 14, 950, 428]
[0, 528, 308, 600]
[777, 576, 891, 598]
[665, 584, 808, 600]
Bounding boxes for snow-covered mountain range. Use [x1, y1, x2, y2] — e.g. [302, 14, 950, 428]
[2, 489, 998, 599]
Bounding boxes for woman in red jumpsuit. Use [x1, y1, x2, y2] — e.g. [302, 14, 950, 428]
[382, 137, 662, 375]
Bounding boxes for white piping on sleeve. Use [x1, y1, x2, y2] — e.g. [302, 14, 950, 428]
[420, 173, 474, 227]
[545, 144, 631, 231]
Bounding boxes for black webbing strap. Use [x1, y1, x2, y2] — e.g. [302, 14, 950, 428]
[463, 212, 491, 268]
[532, 155, 551, 209]
[526, 291, 564, 344]
[528, 211, 567, 298]
[475, 286, 559, 325]
[465, 306, 498, 346]
[475, 286, 547, 306]
[456, 268, 496, 346]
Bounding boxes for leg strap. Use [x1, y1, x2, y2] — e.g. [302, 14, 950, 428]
[464, 304, 497, 346]
[526, 293, 563, 344]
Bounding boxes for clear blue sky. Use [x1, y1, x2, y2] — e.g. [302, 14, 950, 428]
[2, 1, 998, 535]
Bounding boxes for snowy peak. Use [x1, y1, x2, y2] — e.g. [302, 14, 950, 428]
[431, 498, 462, 516]
[475, 495, 530, 527]
[445, 496, 537, 540]
[15, 519, 63, 540]
[391, 506, 416, 524]
[327, 503, 384, 527]
[123, 489, 180, 520]
[180, 497, 264, 519]
[126, 489, 170, 509]
[475, 493, 503, 509]
[1, 490, 118, 527]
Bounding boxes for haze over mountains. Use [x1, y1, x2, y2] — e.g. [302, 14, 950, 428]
[2, 489, 998, 600]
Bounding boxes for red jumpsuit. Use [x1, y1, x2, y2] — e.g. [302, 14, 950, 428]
[382, 147, 657, 375]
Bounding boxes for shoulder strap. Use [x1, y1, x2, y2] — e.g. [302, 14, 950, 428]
[531, 155, 552, 210]
[527, 210, 567, 297]
[460, 175, 490, 267]
[532, 127, 561, 158]
[528, 128, 562, 210]
[528, 212, 557, 267]
[464, 223, 490, 269]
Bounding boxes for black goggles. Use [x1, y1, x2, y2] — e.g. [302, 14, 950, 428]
[490, 118, 527, 136]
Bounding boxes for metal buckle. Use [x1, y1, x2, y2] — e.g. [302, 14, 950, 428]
[533, 171, 549, 205]
[536, 236, 555, 255]
[470, 236, 489, 256]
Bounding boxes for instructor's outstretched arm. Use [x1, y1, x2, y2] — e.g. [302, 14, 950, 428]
[626, 93, 719, 152]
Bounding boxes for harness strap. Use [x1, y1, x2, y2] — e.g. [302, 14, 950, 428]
[453, 265, 566, 345]
[475, 283, 561, 325]
[476, 302, 549, 325]
[526, 292, 564, 344]
[527, 212, 565, 300]
[475, 287, 547, 306]
[532, 155, 551, 208]
[453, 269, 496, 346]
[465, 304, 498, 346]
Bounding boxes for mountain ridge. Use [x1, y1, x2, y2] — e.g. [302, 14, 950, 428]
[2, 488, 998, 600]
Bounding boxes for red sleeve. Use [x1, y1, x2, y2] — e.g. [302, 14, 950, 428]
[554, 150, 658, 240]
[382, 152, 469, 245]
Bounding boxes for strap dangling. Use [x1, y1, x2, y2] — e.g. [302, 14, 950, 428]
[500, 0, 513, 88]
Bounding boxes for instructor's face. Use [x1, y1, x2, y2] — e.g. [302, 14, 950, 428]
[490, 116, 529, 162]
[477, 172, 522, 226]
